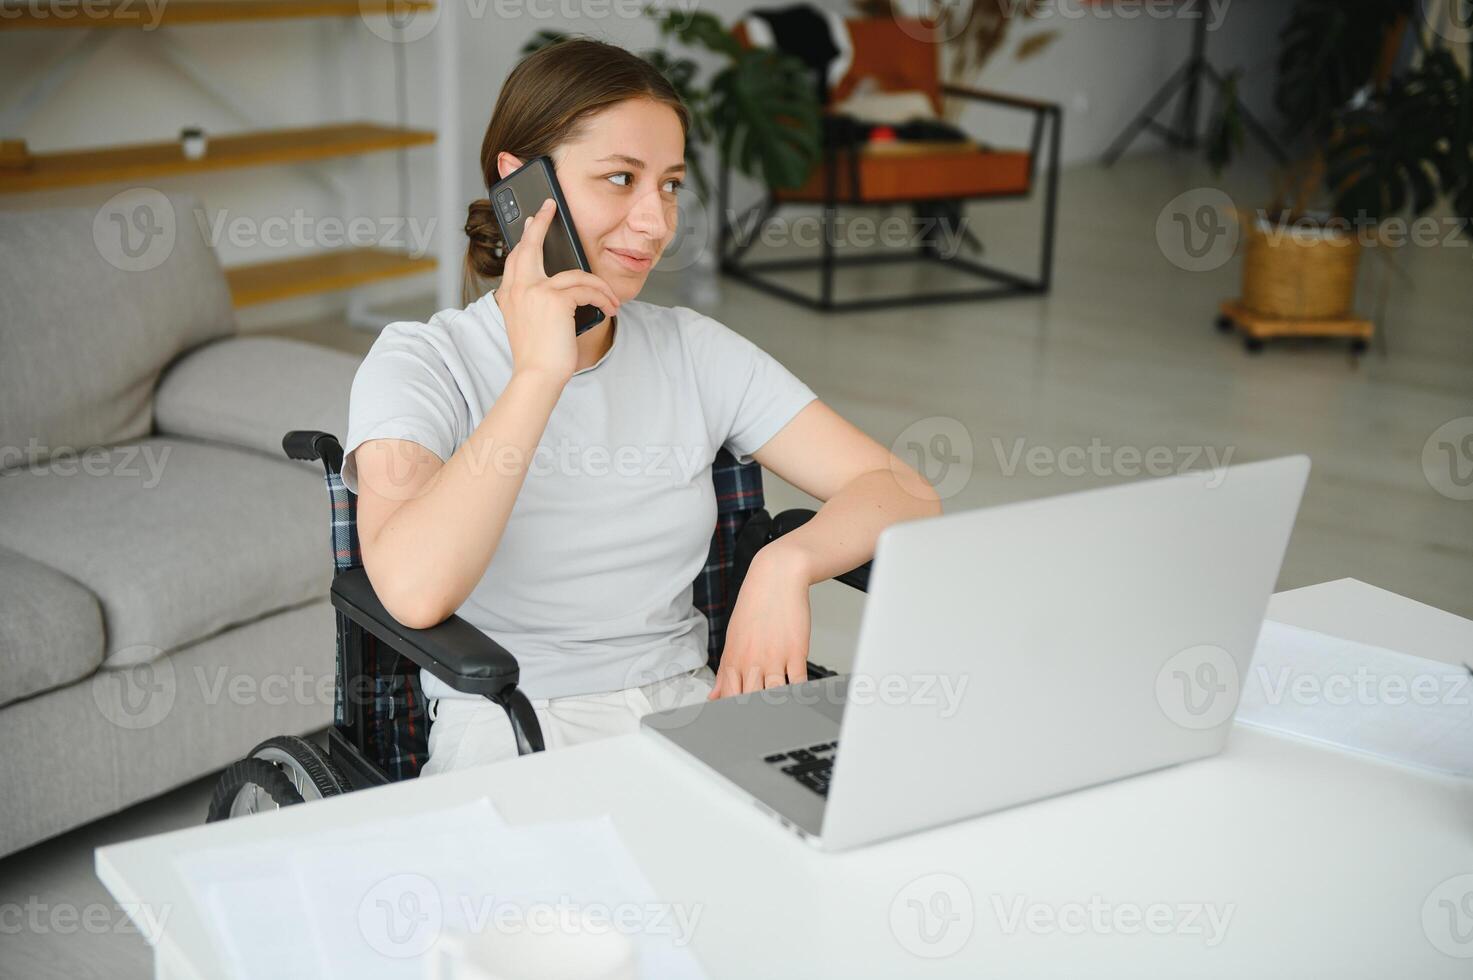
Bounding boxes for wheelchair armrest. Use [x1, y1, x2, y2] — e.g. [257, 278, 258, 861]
[770, 508, 871, 593]
[330, 567, 521, 698]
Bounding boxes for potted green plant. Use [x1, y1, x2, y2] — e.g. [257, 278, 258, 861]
[523, 11, 822, 205]
[1206, 0, 1471, 350]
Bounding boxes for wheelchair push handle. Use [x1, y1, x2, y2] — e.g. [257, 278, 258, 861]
[283, 430, 344, 471]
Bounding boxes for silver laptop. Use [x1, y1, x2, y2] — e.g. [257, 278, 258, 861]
[642, 455, 1310, 851]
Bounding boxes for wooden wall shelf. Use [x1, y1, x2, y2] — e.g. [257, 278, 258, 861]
[0, 0, 436, 30]
[225, 247, 436, 307]
[0, 123, 435, 193]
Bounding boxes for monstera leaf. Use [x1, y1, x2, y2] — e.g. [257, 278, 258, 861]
[1326, 45, 1469, 227]
[1276, 0, 1415, 141]
[651, 8, 821, 190]
[709, 48, 822, 191]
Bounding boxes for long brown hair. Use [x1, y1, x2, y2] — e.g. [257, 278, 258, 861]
[463, 37, 690, 305]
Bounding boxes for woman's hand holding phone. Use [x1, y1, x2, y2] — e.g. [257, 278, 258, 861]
[496, 199, 621, 387]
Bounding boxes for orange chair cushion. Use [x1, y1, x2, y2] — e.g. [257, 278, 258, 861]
[732, 16, 1032, 203]
[771, 148, 1032, 204]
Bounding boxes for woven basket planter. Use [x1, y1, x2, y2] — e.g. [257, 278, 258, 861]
[1238, 212, 1362, 320]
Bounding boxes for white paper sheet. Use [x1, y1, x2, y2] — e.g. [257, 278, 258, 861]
[1237, 619, 1473, 778]
[174, 797, 706, 980]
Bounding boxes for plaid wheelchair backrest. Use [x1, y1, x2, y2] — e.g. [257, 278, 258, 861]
[317, 445, 766, 781]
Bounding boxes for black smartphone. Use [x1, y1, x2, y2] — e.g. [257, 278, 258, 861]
[489, 155, 606, 336]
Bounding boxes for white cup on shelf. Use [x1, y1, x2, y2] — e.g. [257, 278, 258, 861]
[180, 127, 207, 160]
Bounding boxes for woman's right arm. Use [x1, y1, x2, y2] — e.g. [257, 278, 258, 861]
[353, 368, 565, 629]
[353, 197, 621, 629]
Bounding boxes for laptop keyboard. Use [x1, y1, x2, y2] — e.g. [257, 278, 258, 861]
[762, 740, 839, 797]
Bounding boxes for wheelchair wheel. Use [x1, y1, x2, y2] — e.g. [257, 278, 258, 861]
[206, 734, 349, 822]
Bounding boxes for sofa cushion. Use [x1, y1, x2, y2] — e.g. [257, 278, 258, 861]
[0, 437, 329, 667]
[154, 336, 358, 471]
[0, 547, 105, 707]
[0, 192, 235, 467]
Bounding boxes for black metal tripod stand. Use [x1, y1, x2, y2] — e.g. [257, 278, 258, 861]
[1101, 6, 1286, 166]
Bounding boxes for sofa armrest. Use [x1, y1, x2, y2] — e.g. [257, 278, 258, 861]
[330, 567, 521, 698]
[154, 336, 357, 469]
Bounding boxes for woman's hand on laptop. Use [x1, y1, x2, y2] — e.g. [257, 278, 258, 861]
[709, 552, 811, 699]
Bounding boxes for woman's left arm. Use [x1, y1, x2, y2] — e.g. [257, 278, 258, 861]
[709, 400, 943, 699]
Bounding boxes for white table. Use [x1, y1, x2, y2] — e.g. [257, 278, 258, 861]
[98, 580, 1473, 979]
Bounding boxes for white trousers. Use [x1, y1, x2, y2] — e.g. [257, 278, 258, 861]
[420, 665, 717, 776]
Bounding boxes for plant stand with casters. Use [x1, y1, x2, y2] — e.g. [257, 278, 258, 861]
[1216, 300, 1373, 355]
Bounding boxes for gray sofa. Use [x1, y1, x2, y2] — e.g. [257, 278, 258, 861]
[0, 194, 360, 857]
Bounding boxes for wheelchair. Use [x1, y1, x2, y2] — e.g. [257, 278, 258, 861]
[207, 429, 872, 820]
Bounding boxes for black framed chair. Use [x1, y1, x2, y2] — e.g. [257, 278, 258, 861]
[719, 15, 1062, 312]
[207, 429, 872, 820]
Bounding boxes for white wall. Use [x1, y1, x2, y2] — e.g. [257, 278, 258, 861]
[0, 0, 1289, 327]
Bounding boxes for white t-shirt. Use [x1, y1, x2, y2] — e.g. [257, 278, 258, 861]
[342, 291, 818, 701]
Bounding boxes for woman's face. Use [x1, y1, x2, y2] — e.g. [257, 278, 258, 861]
[497, 98, 686, 303]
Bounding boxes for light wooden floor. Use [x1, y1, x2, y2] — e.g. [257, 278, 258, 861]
[2, 150, 1468, 979]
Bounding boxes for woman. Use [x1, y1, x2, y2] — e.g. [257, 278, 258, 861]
[342, 37, 940, 775]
